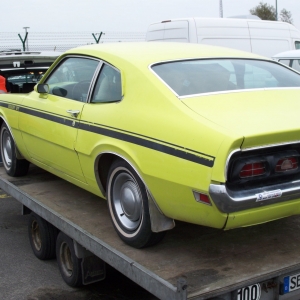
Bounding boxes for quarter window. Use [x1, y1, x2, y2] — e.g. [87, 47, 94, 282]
[45, 57, 99, 102]
[91, 64, 122, 103]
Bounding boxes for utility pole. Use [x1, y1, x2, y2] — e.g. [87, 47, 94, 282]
[219, 0, 223, 18]
[23, 27, 30, 50]
[275, 0, 278, 20]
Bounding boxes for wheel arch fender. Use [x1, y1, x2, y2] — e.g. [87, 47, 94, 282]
[94, 151, 175, 233]
[0, 117, 24, 160]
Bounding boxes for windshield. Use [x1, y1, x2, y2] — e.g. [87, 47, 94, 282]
[152, 59, 300, 97]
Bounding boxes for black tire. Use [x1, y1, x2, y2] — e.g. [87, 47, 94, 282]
[107, 159, 165, 248]
[56, 232, 83, 287]
[0, 123, 29, 177]
[28, 213, 58, 260]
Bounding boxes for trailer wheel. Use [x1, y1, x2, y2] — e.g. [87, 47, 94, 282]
[56, 232, 83, 287]
[28, 213, 58, 260]
[0, 123, 29, 177]
[107, 159, 165, 248]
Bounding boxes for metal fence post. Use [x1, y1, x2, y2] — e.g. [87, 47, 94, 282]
[18, 32, 28, 51]
[92, 32, 104, 44]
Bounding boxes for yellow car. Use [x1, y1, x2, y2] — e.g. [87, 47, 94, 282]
[1, 42, 300, 248]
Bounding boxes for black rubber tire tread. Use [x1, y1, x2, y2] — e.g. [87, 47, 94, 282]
[28, 213, 58, 260]
[56, 232, 83, 287]
[0, 123, 29, 177]
[107, 159, 166, 248]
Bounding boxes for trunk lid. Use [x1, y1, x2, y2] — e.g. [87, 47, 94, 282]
[182, 89, 300, 149]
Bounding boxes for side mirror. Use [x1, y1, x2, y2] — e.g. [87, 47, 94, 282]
[37, 84, 49, 94]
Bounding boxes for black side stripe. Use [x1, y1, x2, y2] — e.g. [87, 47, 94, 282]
[79, 123, 214, 167]
[3, 102, 215, 168]
[19, 107, 78, 128]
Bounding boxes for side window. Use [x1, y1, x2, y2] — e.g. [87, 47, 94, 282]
[45, 57, 99, 102]
[295, 41, 300, 50]
[91, 64, 122, 103]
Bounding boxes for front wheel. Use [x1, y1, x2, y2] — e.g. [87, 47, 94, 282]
[107, 159, 165, 248]
[0, 123, 29, 176]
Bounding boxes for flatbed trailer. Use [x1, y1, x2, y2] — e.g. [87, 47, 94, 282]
[2, 165, 300, 300]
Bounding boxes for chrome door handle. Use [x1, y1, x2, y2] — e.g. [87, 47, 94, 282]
[66, 110, 80, 118]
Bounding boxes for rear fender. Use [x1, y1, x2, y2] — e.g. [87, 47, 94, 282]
[95, 151, 175, 233]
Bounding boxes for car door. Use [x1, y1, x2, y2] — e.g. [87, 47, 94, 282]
[74, 63, 123, 185]
[19, 56, 100, 182]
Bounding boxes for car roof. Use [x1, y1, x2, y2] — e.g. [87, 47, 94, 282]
[272, 50, 300, 59]
[65, 42, 267, 67]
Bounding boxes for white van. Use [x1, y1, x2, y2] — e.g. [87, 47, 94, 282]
[146, 18, 300, 57]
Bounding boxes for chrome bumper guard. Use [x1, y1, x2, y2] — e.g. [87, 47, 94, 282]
[209, 180, 300, 213]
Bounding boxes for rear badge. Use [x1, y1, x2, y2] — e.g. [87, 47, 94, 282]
[256, 190, 282, 202]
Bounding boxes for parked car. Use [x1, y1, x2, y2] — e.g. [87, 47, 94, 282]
[272, 49, 300, 72]
[1, 42, 300, 248]
[0, 50, 60, 93]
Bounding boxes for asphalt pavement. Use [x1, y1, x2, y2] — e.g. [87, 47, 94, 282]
[0, 189, 158, 300]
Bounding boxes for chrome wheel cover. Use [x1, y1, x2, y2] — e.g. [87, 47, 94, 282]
[112, 172, 142, 231]
[2, 130, 12, 169]
[60, 242, 73, 277]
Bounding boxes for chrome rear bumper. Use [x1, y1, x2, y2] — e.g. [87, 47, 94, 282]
[209, 180, 300, 213]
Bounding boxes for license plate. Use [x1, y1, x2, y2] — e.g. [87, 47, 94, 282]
[237, 283, 261, 300]
[283, 273, 300, 294]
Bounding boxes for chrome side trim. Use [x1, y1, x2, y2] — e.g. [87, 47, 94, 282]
[241, 140, 300, 152]
[178, 87, 300, 100]
[86, 60, 103, 103]
[209, 181, 300, 213]
[225, 149, 241, 181]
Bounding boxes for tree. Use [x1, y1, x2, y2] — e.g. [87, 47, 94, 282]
[250, 2, 276, 20]
[280, 8, 293, 24]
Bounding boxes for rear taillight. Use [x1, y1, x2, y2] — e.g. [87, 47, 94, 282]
[228, 149, 300, 185]
[239, 162, 266, 178]
[275, 157, 298, 172]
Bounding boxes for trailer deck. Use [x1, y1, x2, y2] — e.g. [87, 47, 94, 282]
[1, 165, 300, 299]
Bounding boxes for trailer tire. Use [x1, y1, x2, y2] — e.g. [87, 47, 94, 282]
[0, 123, 29, 177]
[28, 213, 58, 260]
[56, 232, 83, 287]
[107, 159, 165, 248]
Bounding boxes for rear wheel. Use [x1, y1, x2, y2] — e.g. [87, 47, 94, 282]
[107, 159, 165, 248]
[0, 123, 29, 176]
[56, 232, 83, 287]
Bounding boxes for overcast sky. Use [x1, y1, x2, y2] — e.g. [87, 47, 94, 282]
[3, 0, 300, 33]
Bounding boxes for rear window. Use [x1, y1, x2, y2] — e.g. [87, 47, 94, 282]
[152, 59, 300, 97]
